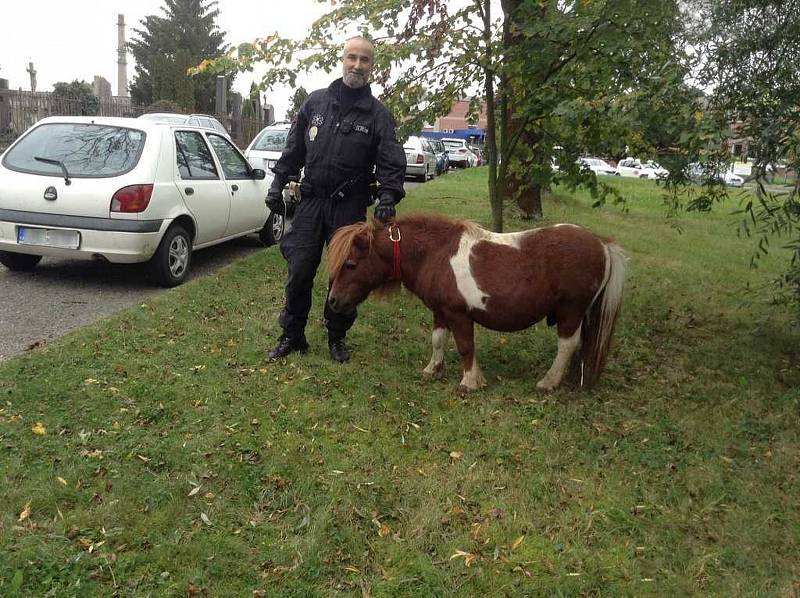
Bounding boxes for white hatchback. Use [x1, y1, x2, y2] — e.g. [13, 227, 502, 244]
[0, 116, 281, 286]
[244, 122, 292, 172]
[615, 157, 667, 179]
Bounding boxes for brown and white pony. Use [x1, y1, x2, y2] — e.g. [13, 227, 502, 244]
[327, 214, 626, 392]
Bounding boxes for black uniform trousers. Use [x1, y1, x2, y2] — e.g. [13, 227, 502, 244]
[278, 190, 367, 342]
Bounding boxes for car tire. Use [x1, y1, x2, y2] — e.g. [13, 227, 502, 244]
[260, 210, 285, 247]
[0, 251, 42, 271]
[418, 167, 428, 183]
[148, 224, 192, 287]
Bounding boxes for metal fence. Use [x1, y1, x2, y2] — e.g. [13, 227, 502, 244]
[0, 89, 266, 151]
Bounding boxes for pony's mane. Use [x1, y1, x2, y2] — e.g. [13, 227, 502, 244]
[327, 213, 476, 278]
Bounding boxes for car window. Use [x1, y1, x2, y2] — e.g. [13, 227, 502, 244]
[2, 123, 146, 178]
[207, 134, 251, 179]
[442, 140, 462, 149]
[253, 129, 289, 151]
[175, 131, 218, 179]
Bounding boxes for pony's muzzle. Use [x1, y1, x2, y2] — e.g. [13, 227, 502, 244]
[327, 295, 355, 315]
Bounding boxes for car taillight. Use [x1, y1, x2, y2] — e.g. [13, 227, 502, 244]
[111, 185, 153, 213]
[416, 153, 424, 164]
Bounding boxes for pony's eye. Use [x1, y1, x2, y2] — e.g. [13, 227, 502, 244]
[345, 261, 357, 270]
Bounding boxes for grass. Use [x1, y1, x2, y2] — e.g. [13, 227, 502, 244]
[1, 169, 798, 596]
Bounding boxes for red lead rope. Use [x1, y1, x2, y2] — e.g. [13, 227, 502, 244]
[388, 224, 402, 281]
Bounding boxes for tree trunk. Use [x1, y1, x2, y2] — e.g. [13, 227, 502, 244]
[481, 0, 502, 233]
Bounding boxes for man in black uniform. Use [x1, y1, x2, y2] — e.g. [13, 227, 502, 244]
[265, 36, 406, 363]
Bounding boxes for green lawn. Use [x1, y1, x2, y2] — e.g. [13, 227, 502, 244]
[1, 169, 798, 596]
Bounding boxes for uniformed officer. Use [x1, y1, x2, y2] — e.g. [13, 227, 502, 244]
[265, 36, 406, 363]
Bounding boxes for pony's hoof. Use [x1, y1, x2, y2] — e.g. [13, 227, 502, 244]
[536, 379, 559, 392]
[422, 365, 446, 380]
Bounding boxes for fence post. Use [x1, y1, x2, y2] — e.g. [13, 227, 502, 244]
[0, 79, 10, 132]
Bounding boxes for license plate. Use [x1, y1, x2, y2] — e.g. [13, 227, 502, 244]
[17, 226, 81, 249]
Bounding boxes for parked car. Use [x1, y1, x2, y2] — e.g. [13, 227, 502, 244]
[441, 138, 473, 168]
[615, 157, 667, 179]
[687, 163, 744, 187]
[403, 135, 438, 181]
[0, 116, 281, 287]
[469, 146, 484, 167]
[244, 122, 293, 171]
[578, 157, 617, 176]
[428, 138, 449, 175]
[138, 112, 231, 139]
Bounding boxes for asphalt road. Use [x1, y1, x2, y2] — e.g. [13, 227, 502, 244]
[0, 236, 265, 361]
[0, 180, 424, 362]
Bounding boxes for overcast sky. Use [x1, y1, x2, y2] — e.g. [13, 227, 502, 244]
[0, 0, 338, 120]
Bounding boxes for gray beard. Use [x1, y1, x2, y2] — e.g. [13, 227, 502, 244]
[343, 71, 369, 89]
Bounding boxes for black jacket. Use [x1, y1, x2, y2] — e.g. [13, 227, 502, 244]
[271, 79, 406, 203]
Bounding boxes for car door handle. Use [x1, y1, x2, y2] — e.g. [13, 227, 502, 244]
[231, 184, 239, 192]
[184, 187, 194, 195]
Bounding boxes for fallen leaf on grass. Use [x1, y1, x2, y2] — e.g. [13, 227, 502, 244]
[56, 477, 68, 486]
[188, 485, 202, 497]
[378, 523, 391, 537]
[449, 451, 463, 460]
[200, 512, 212, 526]
[137, 455, 151, 463]
[18, 502, 31, 522]
[31, 422, 47, 435]
[449, 550, 478, 567]
[511, 535, 525, 551]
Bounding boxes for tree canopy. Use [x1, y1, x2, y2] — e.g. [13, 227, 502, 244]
[286, 86, 308, 123]
[129, 0, 234, 113]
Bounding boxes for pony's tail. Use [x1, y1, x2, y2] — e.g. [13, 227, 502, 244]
[568, 242, 626, 388]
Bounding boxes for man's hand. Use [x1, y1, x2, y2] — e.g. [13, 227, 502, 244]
[374, 195, 395, 222]
[266, 187, 285, 215]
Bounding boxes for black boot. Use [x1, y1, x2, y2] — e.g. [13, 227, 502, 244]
[267, 335, 309, 360]
[328, 338, 351, 363]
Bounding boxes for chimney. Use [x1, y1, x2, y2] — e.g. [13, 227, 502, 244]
[117, 14, 128, 97]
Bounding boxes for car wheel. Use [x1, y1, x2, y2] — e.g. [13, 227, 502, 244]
[0, 251, 42, 271]
[418, 167, 428, 182]
[260, 210, 285, 247]
[148, 224, 191, 287]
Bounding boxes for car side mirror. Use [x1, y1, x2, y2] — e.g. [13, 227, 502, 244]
[252, 168, 266, 180]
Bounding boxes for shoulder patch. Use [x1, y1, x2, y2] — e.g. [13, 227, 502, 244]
[354, 124, 369, 134]
[311, 113, 325, 126]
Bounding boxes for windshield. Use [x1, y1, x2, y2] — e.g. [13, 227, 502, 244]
[442, 140, 463, 149]
[252, 129, 289, 152]
[3, 123, 146, 177]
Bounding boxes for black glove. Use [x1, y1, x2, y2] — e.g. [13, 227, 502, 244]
[266, 182, 285, 215]
[374, 195, 396, 222]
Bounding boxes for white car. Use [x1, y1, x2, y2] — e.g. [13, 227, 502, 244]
[615, 157, 667, 179]
[403, 135, 438, 181]
[578, 157, 616, 176]
[244, 122, 293, 172]
[441, 138, 473, 168]
[137, 112, 232, 139]
[687, 163, 744, 187]
[0, 116, 281, 287]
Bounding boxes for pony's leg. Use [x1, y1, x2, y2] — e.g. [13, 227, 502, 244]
[449, 315, 486, 392]
[537, 319, 582, 391]
[422, 311, 450, 379]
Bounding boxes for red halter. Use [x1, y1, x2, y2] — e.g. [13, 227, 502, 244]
[388, 224, 402, 281]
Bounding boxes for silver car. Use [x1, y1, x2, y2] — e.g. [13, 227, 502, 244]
[403, 135, 438, 181]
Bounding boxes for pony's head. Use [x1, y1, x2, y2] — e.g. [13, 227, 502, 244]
[327, 220, 396, 314]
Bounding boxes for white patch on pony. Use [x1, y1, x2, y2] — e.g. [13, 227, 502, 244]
[537, 324, 582, 391]
[423, 327, 450, 377]
[450, 227, 535, 310]
[552, 223, 582, 229]
[459, 361, 486, 391]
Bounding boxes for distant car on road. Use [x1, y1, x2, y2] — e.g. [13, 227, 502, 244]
[441, 138, 473, 169]
[469, 146, 484, 167]
[138, 112, 231, 139]
[428, 138, 449, 175]
[0, 116, 279, 287]
[615, 157, 668, 179]
[403, 135, 438, 181]
[687, 163, 744, 187]
[578, 157, 616, 176]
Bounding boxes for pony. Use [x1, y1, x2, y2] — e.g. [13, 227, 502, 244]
[327, 214, 626, 392]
